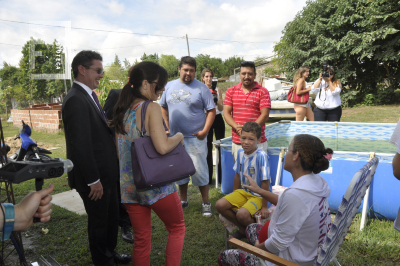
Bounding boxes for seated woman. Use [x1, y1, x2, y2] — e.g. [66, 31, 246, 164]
[218, 134, 332, 266]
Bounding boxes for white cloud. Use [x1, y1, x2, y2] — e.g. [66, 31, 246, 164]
[0, 0, 307, 67]
[105, 0, 124, 15]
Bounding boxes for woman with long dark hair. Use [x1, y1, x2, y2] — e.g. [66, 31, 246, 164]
[201, 68, 225, 185]
[292, 66, 314, 121]
[311, 66, 343, 121]
[218, 134, 332, 266]
[111, 61, 185, 266]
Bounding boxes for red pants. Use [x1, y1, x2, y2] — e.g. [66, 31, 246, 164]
[124, 192, 185, 266]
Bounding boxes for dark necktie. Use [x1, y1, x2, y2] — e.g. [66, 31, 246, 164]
[91, 91, 107, 123]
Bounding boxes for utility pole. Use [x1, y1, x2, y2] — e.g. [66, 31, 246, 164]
[186, 34, 190, 56]
[60, 55, 67, 95]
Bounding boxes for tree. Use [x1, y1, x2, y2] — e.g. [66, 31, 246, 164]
[104, 63, 126, 84]
[195, 54, 226, 80]
[19, 38, 67, 103]
[114, 54, 122, 68]
[273, 0, 400, 106]
[96, 76, 123, 107]
[223, 56, 243, 77]
[140, 53, 159, 63]
[159, 54, 179, 80]
[123, 58, 131, 70]
[0, 62, 21, 116]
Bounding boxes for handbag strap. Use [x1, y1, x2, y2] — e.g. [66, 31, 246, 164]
[139, 100, 169, 136]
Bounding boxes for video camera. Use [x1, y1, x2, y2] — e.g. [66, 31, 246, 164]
[322, 62, 330, 78]
[210, 77, 219, 105]
[0, 158, 73, 190]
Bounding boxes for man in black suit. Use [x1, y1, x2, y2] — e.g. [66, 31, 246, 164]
[103, 88, 134, 244]
[62, 51, 131, 265]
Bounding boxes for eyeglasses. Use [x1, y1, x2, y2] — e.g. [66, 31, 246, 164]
[86, 67, 105, 75]
[241, 61, 255, 67]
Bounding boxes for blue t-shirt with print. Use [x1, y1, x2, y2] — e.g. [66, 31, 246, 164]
[159, 78, 215, 137]
[233, 148, 272, 207]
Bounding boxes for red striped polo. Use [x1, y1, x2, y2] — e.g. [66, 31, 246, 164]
[224, 82, 271, 144]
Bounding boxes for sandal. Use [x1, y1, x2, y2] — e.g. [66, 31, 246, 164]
[230, 230, 246, 240]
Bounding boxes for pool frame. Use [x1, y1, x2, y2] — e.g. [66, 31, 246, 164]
[216, 121, 399, 220]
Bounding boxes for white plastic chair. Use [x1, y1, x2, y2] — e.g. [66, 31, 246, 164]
[228, 156, 379, 266]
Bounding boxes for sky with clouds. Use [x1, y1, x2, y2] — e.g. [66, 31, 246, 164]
[0, 0, 307, 69]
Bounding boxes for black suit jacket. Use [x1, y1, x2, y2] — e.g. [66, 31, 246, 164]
[62, 83, 119, 192]
[103, 89, 122, 139]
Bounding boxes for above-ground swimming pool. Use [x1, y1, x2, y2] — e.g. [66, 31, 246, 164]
[218, 121, 400, 220]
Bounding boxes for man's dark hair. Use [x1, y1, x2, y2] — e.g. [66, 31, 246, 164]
[179, 56, 196, 70]
[71, 50, 103, 78]
[240, 61, 256, 73]
[242, 121, 261, 140]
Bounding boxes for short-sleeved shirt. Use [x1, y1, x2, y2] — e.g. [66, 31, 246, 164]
[117, 103, 176, 205]
[224, 82, 271, 143]
[233, 148, 271, 197]
[159, 78, 215, 137]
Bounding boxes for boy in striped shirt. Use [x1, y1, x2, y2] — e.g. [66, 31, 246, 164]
[216, 122, 271, 239]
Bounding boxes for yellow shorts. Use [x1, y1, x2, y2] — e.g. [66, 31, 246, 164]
[223, 189, 262, 216]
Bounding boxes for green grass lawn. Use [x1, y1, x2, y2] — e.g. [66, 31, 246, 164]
[1, 106, 400, 265]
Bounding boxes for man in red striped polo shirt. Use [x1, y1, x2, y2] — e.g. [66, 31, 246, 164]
[224, 61, 271, 161]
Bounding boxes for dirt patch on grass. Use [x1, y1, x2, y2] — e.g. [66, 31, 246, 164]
[4, 136, 55, 156]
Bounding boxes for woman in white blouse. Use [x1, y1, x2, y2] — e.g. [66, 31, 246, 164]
[311, 67, 343, 121]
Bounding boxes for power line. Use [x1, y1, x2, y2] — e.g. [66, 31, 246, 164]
[0, 19, 183, 38]
[0, 19, 276, 44]
[97, 37, 183, 50]
[0, 42, 22, 47]
[190, 37, 274, 44]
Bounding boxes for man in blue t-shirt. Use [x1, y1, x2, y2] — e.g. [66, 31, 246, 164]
[160, 56, 216, 217]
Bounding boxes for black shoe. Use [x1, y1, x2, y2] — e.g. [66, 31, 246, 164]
[114, 253, 132, 264]
[121, 226, 134, 244]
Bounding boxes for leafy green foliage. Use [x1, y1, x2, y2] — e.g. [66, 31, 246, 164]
[140, 52, 159, 63]
[96, 76, 123, 107]
[17, 38, 67, 104]
[159, 54, 180, 80]
[274, 0, 400, 106]
[194, 54, 244, 80]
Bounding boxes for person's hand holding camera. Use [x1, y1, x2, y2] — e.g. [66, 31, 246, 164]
[13, 183, 54, 231]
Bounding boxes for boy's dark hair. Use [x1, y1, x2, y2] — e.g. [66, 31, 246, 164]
[179, 56, 196, 70]
[242, 121, 261, 140]
[71, 50, 103, 78]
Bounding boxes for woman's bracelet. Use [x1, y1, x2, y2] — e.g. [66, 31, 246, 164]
[1, 203, 15, 241]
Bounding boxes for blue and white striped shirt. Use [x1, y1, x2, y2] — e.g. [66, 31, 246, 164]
[233, 148, 271, 198]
